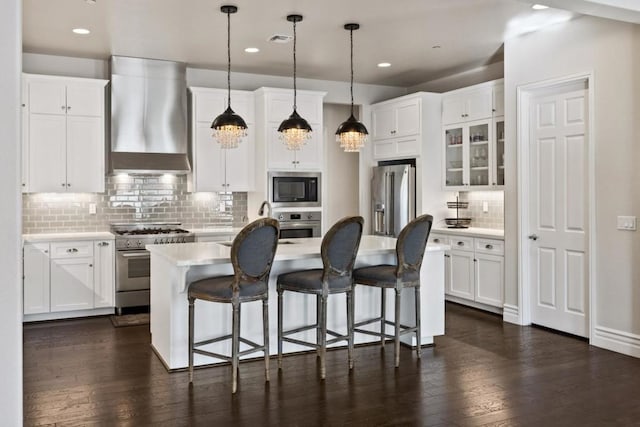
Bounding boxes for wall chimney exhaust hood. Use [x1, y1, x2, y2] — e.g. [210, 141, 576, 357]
[109, 56, 190, 174]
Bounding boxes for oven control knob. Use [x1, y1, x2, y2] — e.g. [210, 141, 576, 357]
[278, 214, 284, 220]
[162, 238, 168, 244]
[126, 241, 131, 248]
[170, 238, 175, 244]
[307, 214, 313, 220]
[137, 240, 143, 247]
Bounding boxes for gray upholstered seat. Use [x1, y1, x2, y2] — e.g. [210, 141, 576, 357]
[187, 217, 279, 393]
[276, 216, 364, 379]
[353, 214, 433, 367]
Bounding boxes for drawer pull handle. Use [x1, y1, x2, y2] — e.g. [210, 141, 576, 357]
[66, 248, 79, 253]
[444, 254, 450, 258]
[433, 238, 440, 243]
[485, 244, 493, 250]
[457, 241, 464, 246]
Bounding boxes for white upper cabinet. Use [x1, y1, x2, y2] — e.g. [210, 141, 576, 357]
[370, 92, 441, 161]
[371, 97, 421, 140]
[188, 87, 255, 192]
[442, 86, 493, 125]
[442, 80, 505, 190]
[255, 88, 326, 171]
[22, 74, 108, 193]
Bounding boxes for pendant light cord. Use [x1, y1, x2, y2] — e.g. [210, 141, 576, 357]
[292, 18, 297, 111]
[226, 10, 231, 108]
[350, 27, 354, 116]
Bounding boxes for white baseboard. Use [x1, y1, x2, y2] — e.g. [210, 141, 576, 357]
[23, 307, 115, 323]
[502, 304, 522, 325]
[445, 295, 503, 315]
[592, 325, 640, 358]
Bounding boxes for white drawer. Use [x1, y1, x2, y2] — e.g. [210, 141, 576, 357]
[50, 241, 94, 259]
[429, 233, 448, 245]
[448, 236, 474, 252]
[475, 238, 504, 255]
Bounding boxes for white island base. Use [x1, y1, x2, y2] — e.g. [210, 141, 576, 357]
[148, 236, 447, 371]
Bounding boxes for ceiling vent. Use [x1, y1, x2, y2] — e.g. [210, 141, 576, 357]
[268, 34, 293, 43]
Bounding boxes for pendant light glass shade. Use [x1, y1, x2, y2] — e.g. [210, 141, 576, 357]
[336, 23, 368, 152]
[278, 14, 312, 151]
[212, 5, 247, 149]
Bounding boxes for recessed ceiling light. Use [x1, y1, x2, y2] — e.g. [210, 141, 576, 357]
[72, 28, 91, 35]
[531, 4, 549, 10]
[377, 62, 391, 68]
[244, 47, 260, 53]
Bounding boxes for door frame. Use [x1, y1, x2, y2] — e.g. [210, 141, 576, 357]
[516, 72, 596, 341]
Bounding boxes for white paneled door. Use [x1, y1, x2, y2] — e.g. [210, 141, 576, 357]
[528, 84, 589, 337]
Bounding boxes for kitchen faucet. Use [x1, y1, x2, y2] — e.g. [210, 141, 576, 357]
[258, 200, 272, 217]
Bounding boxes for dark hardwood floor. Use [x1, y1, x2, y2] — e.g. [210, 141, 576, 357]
[23, 303, 640, 426]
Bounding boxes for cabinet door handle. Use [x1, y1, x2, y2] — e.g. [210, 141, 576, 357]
[474, 259, 477, 262]
[44, 250, 48, 254]
[444, 254, 450, 258]
[89, 264, 93, 267]
[67, 106, 71, 111]
[67, 183, 71, 187]
[485, 244, 493, 250]
[61, 183, 66, 187]
[528, 234, 539, 241]
[433, 238, 440, 243]
[21, 103, 25, 107]
[61, 106, 66, 110]
[457, 241, 465, 246]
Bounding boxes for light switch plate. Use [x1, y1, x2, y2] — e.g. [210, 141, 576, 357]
[89, 203, 97, 215]
[482, 201, 489, 213]
[617, 216, 636, 231]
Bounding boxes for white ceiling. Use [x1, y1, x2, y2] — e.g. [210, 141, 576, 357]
[23, 0, 583, 87]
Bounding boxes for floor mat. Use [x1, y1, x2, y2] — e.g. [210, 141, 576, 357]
[110, 313, 150, 328]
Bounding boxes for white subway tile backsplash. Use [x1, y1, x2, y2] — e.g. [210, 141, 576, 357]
[22, 174, 248, 234]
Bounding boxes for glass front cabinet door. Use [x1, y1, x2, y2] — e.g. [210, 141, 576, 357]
[443, 119, 493, 190]
[494, 117, 505, 187]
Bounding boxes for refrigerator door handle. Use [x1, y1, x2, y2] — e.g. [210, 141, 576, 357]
[386, 172, 395, 236]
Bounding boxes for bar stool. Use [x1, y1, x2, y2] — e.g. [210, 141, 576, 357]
[353, 214, 433, 367]
[187, 218, 279, 393]
[276, 216, 364, 379]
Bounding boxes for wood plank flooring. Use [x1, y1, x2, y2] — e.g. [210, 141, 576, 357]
[23, 303, 640, 426]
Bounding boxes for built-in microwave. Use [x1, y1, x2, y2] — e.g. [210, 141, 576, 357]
[268, 172, 321, 208]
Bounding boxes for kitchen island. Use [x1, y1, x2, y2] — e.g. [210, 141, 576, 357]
[148, 235, 448, 370]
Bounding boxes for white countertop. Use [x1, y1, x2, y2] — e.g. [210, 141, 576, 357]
[23, 231, 115, 242]
[431, 227, 504, 239]
[147, 235, 450, 267]
[188, 227, 243, 237]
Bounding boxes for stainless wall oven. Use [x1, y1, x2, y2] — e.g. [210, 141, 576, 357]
[268, 172, 321, 208]
[275, 211, 322, 239]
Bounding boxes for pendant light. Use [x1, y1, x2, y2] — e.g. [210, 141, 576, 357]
[211, 5, 247, 149]
[336, 23, 368, 152]
[278, 14, 312, 151]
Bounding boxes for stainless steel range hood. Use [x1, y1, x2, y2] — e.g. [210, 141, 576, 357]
[109, 56, 190, 174]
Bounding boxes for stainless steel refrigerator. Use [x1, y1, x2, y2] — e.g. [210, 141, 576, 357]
[371, 164, 416, 237]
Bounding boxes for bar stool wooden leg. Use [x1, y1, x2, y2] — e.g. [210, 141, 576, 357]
[415, 287, 421, 359]
[316, 295, 321, 359]
[394, 289, 401, 368]
[263, 298, 270, 381]
[277, 290, 283, 370]
[347, 290, 354, 369]
[320, 296, 328, 379]
[188, 297, 195, 383]
[380, 288, 386, 347]
[232, 303, 240, 393]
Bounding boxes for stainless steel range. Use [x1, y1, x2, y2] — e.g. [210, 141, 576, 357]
[111, 223, 195, 314]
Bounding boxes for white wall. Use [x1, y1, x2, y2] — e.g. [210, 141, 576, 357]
[504, 16, 640, 355]
[0, 0, 23, 424]
[323, 104, 360, 227]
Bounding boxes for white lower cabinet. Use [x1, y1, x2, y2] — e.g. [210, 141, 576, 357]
[94, 241, 115, 308]
[432, 233, 504, 309]
[23, 243, 50, 315]
[50, 256, 94, 312]
[23, 238, 115, 320]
